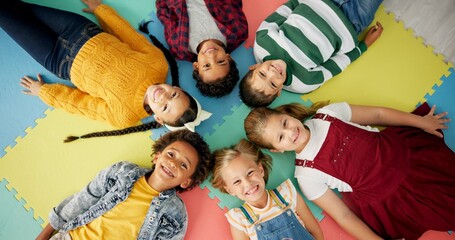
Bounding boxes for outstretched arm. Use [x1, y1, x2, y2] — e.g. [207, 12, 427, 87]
[81, 0, 157, 54]
[350, 104, 450, 138]
[35, 224, 55, 240]
[313, 189, 382, 240]
[295, 193, 324, 240]
[314, 22, 384, 81]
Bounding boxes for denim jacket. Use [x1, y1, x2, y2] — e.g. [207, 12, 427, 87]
[49, 161, 188, 240]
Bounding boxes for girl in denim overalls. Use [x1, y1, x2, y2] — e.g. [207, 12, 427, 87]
[211, 139, 323, 240]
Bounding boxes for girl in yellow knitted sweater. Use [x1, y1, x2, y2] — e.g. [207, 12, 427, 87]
[0, 0, 210, 137]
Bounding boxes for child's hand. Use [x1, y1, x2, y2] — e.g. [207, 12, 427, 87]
[364, 22, 383, 47]
[421, 105, 450, 138]
[81, 0, 102, 13]
[20, 74, 45, 96]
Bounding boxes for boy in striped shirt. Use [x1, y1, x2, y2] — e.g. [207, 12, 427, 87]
[240, 0, 383, 107]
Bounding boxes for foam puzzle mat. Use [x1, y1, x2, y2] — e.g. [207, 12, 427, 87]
[0, 0, 454, 239]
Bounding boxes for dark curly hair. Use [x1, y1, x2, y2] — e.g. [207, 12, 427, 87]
[193, 58, 239, 98]
[152, 129, 212, 192]
[239, 69, 278, 108]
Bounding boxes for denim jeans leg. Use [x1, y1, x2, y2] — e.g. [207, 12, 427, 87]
[0, 0, 101, 80]
[0, 0, 59, 67]
[331, 0, 383, 34]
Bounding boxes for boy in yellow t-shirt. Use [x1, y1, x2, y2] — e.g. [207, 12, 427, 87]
[36, 130, 212, 240]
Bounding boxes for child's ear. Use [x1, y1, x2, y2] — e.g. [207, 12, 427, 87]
[153, 115, 164, 125]
[258, 163, 265, 177]
[270, 149, 284, 153]
[152, 152, 161, 164]
[248, 64, 259, 70]
[192, 62, 198, 70]
[180, 178, 193, 189]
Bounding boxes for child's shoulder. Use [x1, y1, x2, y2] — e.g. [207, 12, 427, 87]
[275, 178, 297, 195]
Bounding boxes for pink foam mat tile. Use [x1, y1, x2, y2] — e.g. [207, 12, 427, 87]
[179, 187, 232, 240]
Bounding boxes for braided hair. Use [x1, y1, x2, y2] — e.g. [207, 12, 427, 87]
[64, 22, 196, 143]
[138, 21, 180, 87]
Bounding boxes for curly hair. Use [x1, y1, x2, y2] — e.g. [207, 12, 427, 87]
[210, 139, 272, 194]
[193, 58, 239, 98]
[239, 69, 278, 108]
[152, 129, 212, 192]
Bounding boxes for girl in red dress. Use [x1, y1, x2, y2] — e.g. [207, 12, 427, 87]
[244, 101, 455, 240]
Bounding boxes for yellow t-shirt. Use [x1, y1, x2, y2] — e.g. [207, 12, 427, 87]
[69, 176, 159, 239]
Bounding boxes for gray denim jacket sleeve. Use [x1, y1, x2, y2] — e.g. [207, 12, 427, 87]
[48, 162, 146, 230]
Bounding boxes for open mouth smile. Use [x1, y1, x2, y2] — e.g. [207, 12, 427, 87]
[161, 165, 175, 178]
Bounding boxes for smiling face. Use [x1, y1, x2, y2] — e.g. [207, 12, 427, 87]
[261, 114, 310, 153]
[222, 154, 268, 208]
[149, 141, 199, 192]
[144, 84, 190, 125]
[193, 39, 231, 83]
[249, 59, 287, 96]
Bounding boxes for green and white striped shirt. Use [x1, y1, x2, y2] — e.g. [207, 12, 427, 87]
[254, 0, 367, 93]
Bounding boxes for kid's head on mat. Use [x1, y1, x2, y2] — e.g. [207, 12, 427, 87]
[192, 39, 240, 98]
[210, 139, 272, 200]
[151, 129, 212, 192]
[64, 85, 211, 143]
[240, 59, 288, 108]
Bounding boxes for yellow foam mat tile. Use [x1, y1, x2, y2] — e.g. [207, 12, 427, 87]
[0, 109, 154, 226]
[303, 5, 451, 112]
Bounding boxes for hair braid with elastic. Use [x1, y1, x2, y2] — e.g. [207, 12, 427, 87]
[64, 121, 162, 143]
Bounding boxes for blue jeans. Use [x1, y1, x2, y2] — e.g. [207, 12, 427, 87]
[0, 0, 101, 80]
[331, 0, 383, 34]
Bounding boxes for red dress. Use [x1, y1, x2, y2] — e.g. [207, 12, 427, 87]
[298, 103, 455, 239]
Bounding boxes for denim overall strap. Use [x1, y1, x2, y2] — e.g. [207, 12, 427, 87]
[254, 190, 315, 240]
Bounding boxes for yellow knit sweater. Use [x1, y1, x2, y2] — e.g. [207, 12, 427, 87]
[39, 5, 168, 128]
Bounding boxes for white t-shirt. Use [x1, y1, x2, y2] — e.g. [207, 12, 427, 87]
[295, 102, 379, 200]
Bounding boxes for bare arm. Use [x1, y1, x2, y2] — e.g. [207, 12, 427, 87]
[295, 193, 324, 240]
[230, 224, 250, 240]
[313, 189, 382, 240]
[350, 104, 450, 138]
[35, 224, 55, 240]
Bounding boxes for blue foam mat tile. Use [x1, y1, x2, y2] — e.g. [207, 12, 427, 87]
[0, 178, 43, 239]
[0, 29, 74, 157]
[423, 68, 455, 151]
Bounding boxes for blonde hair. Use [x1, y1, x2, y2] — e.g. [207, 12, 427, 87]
[244, 101, 329, 149]
[211, 139, 272, 193]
